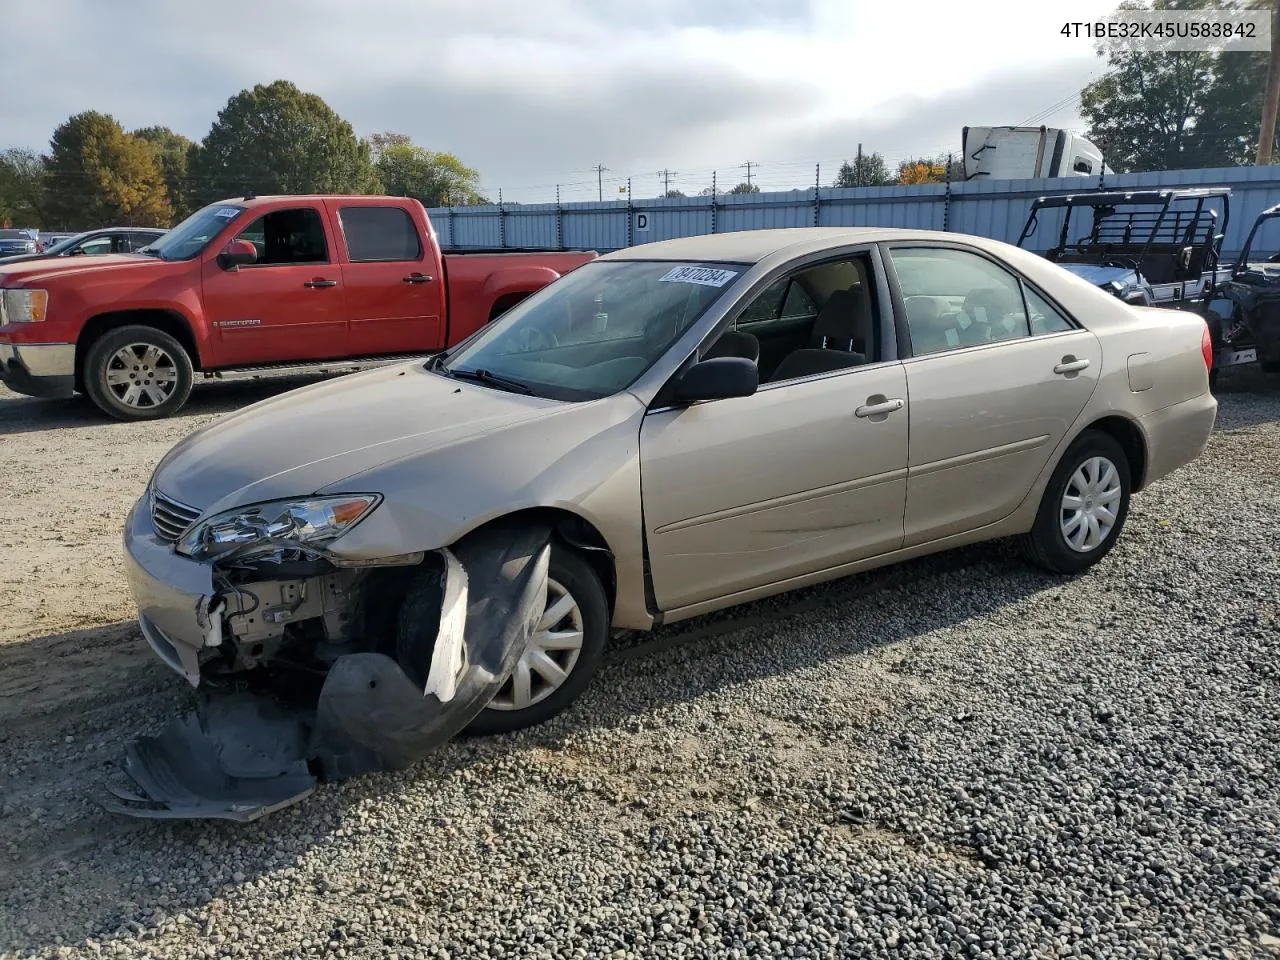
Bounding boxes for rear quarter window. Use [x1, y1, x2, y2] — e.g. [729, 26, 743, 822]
[339, 206, 423, 262]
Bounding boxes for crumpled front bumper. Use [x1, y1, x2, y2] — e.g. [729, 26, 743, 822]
[108, 509, 552, 822]
[122, 496, 215, 686]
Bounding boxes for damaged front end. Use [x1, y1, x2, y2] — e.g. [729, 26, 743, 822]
[106, 495, 551, 821]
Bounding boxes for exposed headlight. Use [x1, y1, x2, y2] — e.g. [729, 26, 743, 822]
[0, 288, 49, 323]
[175, 494, 381, 562]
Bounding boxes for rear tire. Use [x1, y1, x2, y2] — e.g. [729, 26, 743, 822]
[1020, 430, 1132, 575]
[83, 325, 193, 421]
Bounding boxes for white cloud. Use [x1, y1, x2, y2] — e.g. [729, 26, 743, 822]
[0, 0, 1120, 201]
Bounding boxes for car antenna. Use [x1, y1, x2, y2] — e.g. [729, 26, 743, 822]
[243, 186, 256, 201]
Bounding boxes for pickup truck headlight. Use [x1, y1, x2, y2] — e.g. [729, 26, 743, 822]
[0, 289, 49, 323]
[175, 494, 381, 562]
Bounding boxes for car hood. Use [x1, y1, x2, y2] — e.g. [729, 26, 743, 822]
[1059, 263, 1139, 288]
[0, 253, 162, 284]
[152, 361, 611, 515]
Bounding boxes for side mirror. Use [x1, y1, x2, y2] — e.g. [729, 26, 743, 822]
[671, 356, 758, 404]
[217, 238, 258, 271]
[67, 247, 85, 256]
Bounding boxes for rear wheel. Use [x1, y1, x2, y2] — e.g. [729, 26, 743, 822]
[83, 325, 193, 421]
[1021, 430, 1131, 575]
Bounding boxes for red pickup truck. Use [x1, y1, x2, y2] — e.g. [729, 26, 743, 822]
[0, 195, 596, 419]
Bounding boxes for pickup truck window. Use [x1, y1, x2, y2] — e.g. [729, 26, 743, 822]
[235, 208, 329, 265]
[143, 203, 245, 261]
[441, 259, 741, 401]
[338, 206, 423, 262]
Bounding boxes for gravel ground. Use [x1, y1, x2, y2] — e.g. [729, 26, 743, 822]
[0, 368, 1278, 960]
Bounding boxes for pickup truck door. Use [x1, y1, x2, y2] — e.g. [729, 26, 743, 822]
[202, 203, 349, 366]
[325, 199, 446, 355]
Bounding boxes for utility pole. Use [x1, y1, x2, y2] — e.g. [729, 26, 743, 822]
[1258, 0, 1280, 165]
[856, 143, 863, 187]
[740, 161, 757, 188]
[593, 163, 609, 201]
[657, 168, 678, 195]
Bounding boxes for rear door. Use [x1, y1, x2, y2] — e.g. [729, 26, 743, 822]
[202, 204, 349, 366]
[327, 200, 445, 355]
[882, 242, 1102, 547]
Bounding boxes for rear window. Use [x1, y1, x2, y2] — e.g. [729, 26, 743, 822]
[339, 206, 423, 262]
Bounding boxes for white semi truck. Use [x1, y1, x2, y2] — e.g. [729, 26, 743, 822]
[962, 125, 1108, 180]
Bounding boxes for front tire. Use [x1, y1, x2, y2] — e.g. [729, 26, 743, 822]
[83, 325, 193, 421]
[1021, 430, 1132, 575]
[466, 545, 609, 734]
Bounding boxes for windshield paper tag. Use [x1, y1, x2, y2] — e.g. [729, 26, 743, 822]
[657, 265, 738, 287]
[214, 207, 241, 218]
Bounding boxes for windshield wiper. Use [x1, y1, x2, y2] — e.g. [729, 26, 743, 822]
[445, 367, 535, 395]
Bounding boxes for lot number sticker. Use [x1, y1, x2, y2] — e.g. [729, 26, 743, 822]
[214, 207, 241, 218]
[657, 265, 738, 287]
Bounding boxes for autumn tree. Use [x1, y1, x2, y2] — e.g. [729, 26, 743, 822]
[1079, 0, 1274, 171]
[133, 126, 196, 219]
[44, 112, 171, 229]
[834, 152, 892, 187]
[0, 148, 48, 228]
[369, 131, 483, 206]
[190, 80, 380, 204]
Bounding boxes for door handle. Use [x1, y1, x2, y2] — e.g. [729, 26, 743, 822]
[854, 397, 905, 418]
[402, 273, 434, 284]
[1053, 356, 1090, 375]
[303, 278, 337, 288]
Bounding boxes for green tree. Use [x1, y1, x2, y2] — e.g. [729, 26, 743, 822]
[1079, 0, 1274, 171]
[0, 148, 48, 228]
[662, 188, 686, 198]
[370, 132, 483, 206]
[190, 80, 380, 203]
[728, 181, 760, 194]
[834, 152, 892, 187]
[133, 126, 196, 219]
[44, 111, 171, 228]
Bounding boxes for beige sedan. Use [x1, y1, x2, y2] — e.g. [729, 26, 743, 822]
[113, 227, 1217, 819]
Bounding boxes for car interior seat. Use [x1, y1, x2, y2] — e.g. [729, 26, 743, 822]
[704, 329, 761, 363]
[767, 286, 870, 381]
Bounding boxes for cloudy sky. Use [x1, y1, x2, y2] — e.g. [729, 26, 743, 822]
[3, 0, 1121, 201]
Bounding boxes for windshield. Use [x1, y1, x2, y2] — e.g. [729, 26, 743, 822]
[440, 259, 744, 401]
[141, 203, 244, 261]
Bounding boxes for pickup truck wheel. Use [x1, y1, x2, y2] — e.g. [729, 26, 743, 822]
[465, 545, 609, 735]
[83, 325, 193, 421]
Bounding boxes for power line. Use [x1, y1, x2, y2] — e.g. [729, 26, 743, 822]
[657, 168, 678, 195]
[593, 163, 608, 202]
[740, 161, 758, 188]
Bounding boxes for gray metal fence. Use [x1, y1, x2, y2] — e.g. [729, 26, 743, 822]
[429, 164, 1280, 260]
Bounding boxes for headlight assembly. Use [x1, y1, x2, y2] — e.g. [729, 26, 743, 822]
[175, 494, 381, 562]
[0, 288, 49, 323]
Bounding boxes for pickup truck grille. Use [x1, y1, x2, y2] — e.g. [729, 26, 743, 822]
[151, 490, 201, 543]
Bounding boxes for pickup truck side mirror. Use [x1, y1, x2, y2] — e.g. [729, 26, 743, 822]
[671, 356, 758, 404]
[217, 239, 259, 271]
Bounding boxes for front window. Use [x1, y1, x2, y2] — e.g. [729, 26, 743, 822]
[141, 202, 245, 261]
[440, 259, 745, 401]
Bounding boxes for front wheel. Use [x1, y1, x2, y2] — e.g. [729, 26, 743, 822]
[83, 325, 194, 421]
[466, 545, 609, 734]
[1021, 430, 1132, 575]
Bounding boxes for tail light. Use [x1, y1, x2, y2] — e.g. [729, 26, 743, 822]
[1201, 321, 1213, 372]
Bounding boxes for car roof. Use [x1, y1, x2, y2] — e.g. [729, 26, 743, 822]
[597, 227, 975, 264]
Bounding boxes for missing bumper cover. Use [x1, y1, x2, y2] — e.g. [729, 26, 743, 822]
[101, 524, 552, 822]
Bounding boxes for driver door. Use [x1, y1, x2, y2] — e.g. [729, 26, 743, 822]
[638, 250, 909, 613]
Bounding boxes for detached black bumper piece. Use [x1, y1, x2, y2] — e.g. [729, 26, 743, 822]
[99, 524, 552, 822]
